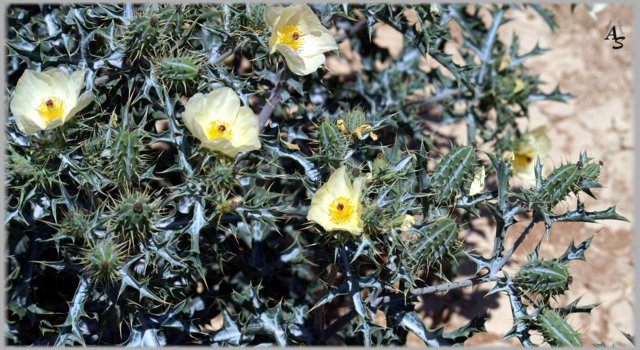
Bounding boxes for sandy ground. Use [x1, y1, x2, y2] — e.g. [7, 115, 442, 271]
[341, 4, 635, 346]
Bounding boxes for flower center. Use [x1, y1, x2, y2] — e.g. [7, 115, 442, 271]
[329, 197, 355, 225]
[36, 96, 65, 123]
[206, 120, 233, 141]
[513, 150, 536, 169]
[514, 151, 536, 167]
[277, 24, 304, 50]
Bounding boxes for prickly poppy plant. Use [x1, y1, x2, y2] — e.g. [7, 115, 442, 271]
[5, 3, 632, 347]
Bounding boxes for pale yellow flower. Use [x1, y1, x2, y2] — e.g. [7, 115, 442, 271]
[10, 68, 92, 135]
[509, 126, 551, 186]
[265, 4, 338, 76]
[307, 166, 365, 235]
[400, 214, 416, 233]
[182, 87, 261, 158]
[468, 166, 485, 196]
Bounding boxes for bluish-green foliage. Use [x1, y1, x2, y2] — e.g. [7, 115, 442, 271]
[5, 3, 628, 346]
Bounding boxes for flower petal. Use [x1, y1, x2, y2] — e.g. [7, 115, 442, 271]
[19, 69, 57, 97]
[64, 91, 93, 122]
[301, 54, 326, 75]
[299, 31, 338, 57]
[324, 166, 353, 200]
[531, 126, 551, 156]
[183, 93, 210, 142]
[276, 44, 308, 75]
[42, 117, 65, 131]
[64, 69, 87, 106]
[351, 176, 366, 201]
[307, 187, 332, 220]
[231, 106, 261, 153]
[13, 109, 46, 135]
[10, 70, 54, 134]
[468, 166, 485, 196]
[266, 5, 305, 53]
[264, 6, 284, 29]
[294, 5, 325, 36]
[201, 137, 238, 157]
[204, 87, 241, 125]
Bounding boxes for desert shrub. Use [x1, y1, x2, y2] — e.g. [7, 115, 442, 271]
[5, 3, 630, 346]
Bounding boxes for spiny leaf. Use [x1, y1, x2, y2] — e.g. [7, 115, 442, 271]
[536, 308, 582, 347]
[431, 146, 476, 203]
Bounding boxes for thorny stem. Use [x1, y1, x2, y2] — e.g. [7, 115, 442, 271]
[403, 88, 462, 110]
[371, 218, 537, 308]
[370, 274, 496, 308]
[475, 7, 505, 91]
[461, 7, 504, 144]
[550, 206, 628, 223]
[321, 245, 362, 340]
[409, 275, 493, 297]
[258, 65, 286, 130]
[490, 219, 537, 277]
[466, 111, 477, 146]
[456, 190, 498, 208]
[321, 310, 356, 341]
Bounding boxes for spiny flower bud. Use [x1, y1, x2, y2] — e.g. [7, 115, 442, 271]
[514, 259, 571, 297]
[344, 108, 366, 132]
[111, 191, 159, 247]
[60, 210, 93, 241]
[82, 239, 126, 285]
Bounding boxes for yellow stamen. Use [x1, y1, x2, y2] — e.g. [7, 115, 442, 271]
[36, 96, 65, 123]
[206, 120, 233, 141]
[513, 150, 536, 169]
[276, 24, 304, 50]
[329, 197, 355, 225]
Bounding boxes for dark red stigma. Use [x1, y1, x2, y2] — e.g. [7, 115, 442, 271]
[337, 203, 344, 211]
[218, 125, 226, 132]
[46, 99, 54, 107]
[292, 32, 300, 40]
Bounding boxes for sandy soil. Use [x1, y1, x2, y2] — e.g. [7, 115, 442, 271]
[492, 4, 633, 347]
[344, 4, 635, 346]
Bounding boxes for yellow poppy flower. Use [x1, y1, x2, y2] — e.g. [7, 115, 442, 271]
[10, 68, 92, 135]
[182, 87, 261, 158]
[265, 4, 338, 76]
[510, 126, 551, 186]
[307, 166, 365, 235]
